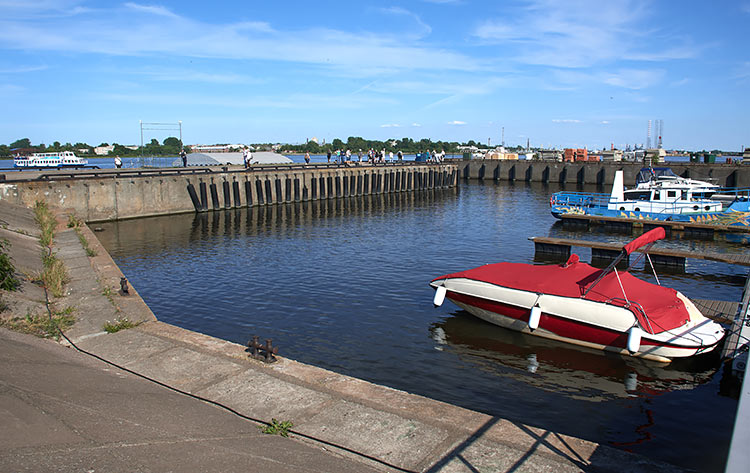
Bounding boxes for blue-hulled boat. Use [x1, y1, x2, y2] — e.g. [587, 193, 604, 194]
[550, 170, 750, 227]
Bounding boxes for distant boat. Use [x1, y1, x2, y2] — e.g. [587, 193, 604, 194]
[14, 151, 88, 168]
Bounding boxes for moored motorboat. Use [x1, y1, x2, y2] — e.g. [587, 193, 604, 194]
[430, 228, 725, 362]
[550, 170, 750, 226]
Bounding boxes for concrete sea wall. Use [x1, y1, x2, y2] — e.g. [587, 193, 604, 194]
[456, 160, 750, 188]
[0, 163, 457, 222]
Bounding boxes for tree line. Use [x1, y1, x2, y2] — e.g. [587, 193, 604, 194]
[0, 137, 185, 158]
[281, 137, 473, 154]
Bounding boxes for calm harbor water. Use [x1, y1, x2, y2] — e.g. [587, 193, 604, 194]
[94, 180, 745, 472]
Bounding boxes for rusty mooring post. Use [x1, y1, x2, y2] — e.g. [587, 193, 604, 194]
[246, 335, 278, 363]
[120, 277, 129, 295]
[248, 335, 260, 358]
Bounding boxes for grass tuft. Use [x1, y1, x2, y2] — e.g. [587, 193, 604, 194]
[40, 252, 68, 298]
[34, 200, 56, 247]
[260, 418, 294, 437]
[103, 317, 141, 333]
[0, 308, 75, 340]
[0, 238, 20, 291]
[69, 214, 97, 256]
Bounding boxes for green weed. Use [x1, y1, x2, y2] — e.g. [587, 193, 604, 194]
[103, 317, 141, 333]
[260, 418, 294, 437]
[0, 239, 20, 291]
[0, 309, 75, 340]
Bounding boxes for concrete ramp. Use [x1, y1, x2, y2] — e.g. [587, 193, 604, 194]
[178, 152, 292, 166]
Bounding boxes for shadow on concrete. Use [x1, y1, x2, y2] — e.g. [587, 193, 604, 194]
[423, 417, 589, 473]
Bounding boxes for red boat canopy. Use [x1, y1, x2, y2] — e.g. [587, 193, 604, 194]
[622, 227, 665, 255]
[433, 258, 690, 335]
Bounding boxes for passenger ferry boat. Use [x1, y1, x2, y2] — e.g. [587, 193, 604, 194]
[14, 151, 88, 168]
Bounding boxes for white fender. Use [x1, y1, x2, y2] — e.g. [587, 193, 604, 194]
[627, 326, 642, 353]
[529, 305, 542, 331]
[433, 285, 447, 307]
[624, 372, 638, 392]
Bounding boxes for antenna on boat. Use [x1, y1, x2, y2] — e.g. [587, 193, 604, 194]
[583, 228, 666, 298]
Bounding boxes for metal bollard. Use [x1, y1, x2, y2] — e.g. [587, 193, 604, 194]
[246, 335, 279, 363]
[120, 277, 129, 295]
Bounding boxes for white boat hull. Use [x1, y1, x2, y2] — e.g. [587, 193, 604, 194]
[431, 278, 724, 362]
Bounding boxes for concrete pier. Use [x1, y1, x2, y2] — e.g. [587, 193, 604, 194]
[0, 162, 457, 223]
[456, 159, 750, 188]
[0, 200, 687, 473]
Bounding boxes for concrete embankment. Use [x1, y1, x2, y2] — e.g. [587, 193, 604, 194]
[0, 162, 457, 223]
[0, 200, 690, 472]
[456, 159, 750, 187]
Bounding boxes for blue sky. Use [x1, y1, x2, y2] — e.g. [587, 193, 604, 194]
[1, 0, 748, 151]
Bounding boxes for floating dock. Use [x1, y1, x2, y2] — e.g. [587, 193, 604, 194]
[557, 213, 750, 236]
[530, 236, 750, 268]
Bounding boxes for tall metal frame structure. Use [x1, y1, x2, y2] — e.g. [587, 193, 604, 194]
[139, 120, 182, 167]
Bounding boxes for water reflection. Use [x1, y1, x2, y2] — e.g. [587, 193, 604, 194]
[429, 311, 716, 402]
[95, 180, 740, 472]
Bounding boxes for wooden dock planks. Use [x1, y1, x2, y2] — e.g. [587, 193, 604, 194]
[558, 213, 750, 235]
[529, 236, 750, 266]
[692, 299, 741, 324]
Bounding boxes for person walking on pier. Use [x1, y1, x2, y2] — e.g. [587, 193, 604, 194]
[243, 149, 251, 168]
[327, 150, 331, 163]
[114, 156, 122, 169]
[304, 152, 310, 165]
[180, 149, 187, 167]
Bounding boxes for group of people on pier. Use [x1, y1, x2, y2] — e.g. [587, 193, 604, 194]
[318, 148, 405, 165]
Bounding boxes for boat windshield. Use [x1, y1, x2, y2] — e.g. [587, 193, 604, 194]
[636, 167, 679, 185]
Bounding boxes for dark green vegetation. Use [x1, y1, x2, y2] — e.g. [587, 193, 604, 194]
[0, 239, 20, 292]
[34, 201, 69, 298]
[260, 418, 294, 437]
[2, 136, 739, 159]
[1, 137, 185, 158]
[281, 136, 469, 154]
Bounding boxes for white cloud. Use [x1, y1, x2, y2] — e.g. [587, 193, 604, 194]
[602, 69, 665, 90]
[472, 0, 696, 68]
[0, 65, 47, 73]
[0, 5, 479, 73]
[448, 120, 466, 125]
[380, 7, 431, 37]
[552, 119, 581, 123]
[412, 123, 422, 127]
[124, 2, 179, 19]
[380, 123, 400, 128]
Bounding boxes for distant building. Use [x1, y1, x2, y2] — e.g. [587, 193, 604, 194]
[564, 148, 588, 162]
[538, 149, 562, 161]
[94, 145, 115, 155]
[646, 148, 666, 163]
[484, 147, 518, 160]
[599, 149, 623, 162]
[190, 144, 245, 153]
